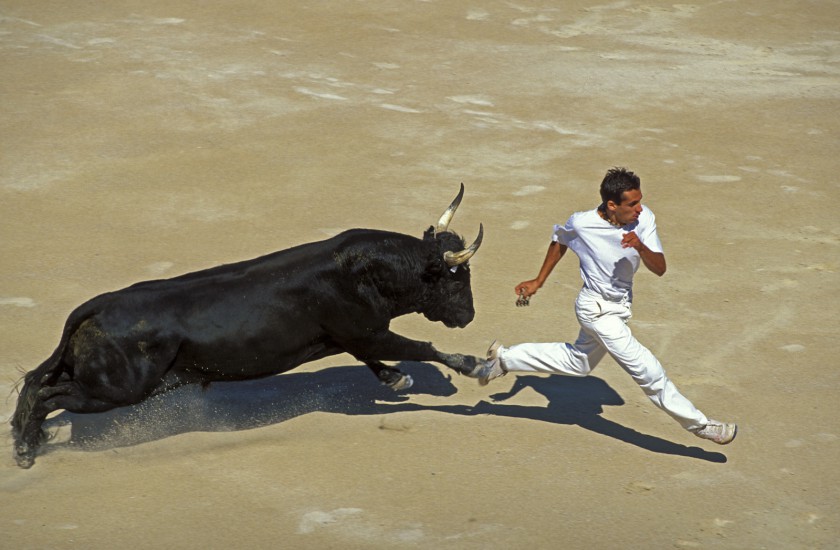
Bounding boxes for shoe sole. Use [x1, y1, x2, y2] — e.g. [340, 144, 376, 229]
[486, 340, 501, 361]
[723, 424, 738, 445]
[479, 340, 504, 386]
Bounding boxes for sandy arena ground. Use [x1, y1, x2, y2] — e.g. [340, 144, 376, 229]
[1, 1, 839, 548]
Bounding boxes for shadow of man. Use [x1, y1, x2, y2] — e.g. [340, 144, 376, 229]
[446, 375, 727, 463]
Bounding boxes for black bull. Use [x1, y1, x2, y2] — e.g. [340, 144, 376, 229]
[12, 185, 484, 468]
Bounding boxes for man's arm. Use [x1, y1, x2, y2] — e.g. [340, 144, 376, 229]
[515, 241, 567, 297]
[621, 231, 667, 276]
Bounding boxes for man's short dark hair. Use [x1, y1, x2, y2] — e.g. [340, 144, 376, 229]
[600, 167, 641, 206]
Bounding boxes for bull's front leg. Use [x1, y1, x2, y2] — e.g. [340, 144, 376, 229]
[364, 359, 414, 391]
[437, 352, 480, 376]
[345, 331, 482, 378]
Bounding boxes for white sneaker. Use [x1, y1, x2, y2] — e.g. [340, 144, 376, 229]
[477, 340, 506, 386]
[692, 420, 737, 445]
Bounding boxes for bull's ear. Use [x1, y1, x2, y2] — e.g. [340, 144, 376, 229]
[422, 226, 436, 241]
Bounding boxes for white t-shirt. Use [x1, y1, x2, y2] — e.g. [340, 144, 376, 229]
[552, 207, 663, 302]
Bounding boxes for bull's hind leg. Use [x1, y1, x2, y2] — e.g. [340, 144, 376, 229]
[13, 380, 116, 468]
[14, 319, 182, 468]
[365, 360, 414, 391]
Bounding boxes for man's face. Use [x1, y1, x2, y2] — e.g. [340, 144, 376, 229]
[610, 188, 644, 225]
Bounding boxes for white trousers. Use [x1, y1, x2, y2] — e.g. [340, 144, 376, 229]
[499, 288, 708, 431]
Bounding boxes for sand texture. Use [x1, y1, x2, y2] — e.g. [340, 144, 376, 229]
[1, 1, 838, 548]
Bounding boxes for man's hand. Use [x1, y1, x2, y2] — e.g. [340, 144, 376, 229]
[513, 241, 567, 306]
[621, 231, 644, 250]
[515, 280, 541, 300]
[623, 231, 667, 276]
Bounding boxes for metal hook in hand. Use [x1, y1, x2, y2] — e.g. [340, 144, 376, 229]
[516, 288, 530, 307]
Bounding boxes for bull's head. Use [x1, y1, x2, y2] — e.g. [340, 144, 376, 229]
[421, 184, 483, 328]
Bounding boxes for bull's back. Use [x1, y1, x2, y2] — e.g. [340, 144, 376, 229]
[71, 230, 394, 380]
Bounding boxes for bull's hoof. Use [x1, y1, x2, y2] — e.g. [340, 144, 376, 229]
[463, 356, 484, 378]
[386, 374, 414, 391]
[13, 444, 35, 469]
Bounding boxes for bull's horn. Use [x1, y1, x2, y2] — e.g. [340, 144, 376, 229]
[444, 223, 483, 267]
[435, 182, 465, 234]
